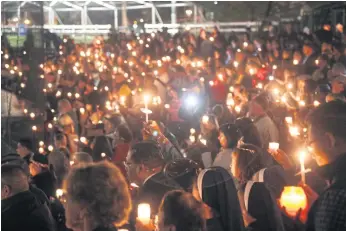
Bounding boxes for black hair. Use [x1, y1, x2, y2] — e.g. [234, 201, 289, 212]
[164, 159, 200, 192]
[128, 141, 164, 168]
[18, 138, 33, 151]
[306, 101, 346, 139]
[160, 190, 206, 231]
[219, 123, 243, 149]
[235, 117, 262, 147]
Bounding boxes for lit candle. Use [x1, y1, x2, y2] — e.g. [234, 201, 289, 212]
[285, 117, 293, 124]
[138, 203, 151, 225]
[280, 186, 307, 217]
[269, 142, 279, 152]
[48, 145, 54, 152]
[143, 94, 150, 122]
[299, 150, 306, 184]
[313, 100, 320, 107]
[202, 115, 209, 124]
[289, 126, 300, 137]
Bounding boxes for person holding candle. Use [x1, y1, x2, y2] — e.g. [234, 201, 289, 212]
[63, 161, 132, 231]
[305, 101, 346, 231]
[125, 141, 181, 215]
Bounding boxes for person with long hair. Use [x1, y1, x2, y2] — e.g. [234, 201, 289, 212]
[193, 167, 245, 231]
[63, 161, 132, 231]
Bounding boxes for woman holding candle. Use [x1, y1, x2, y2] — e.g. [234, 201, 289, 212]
[63, 161, 132, 231]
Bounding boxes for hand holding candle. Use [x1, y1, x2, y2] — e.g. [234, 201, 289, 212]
[280, 186, 307, 218]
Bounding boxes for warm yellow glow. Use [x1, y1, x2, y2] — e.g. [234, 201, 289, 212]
[289, 126, 300, 137]
[202, 115, 209, 124]
[269, 142, 279, 152]
[138, 203, 151, 224]
[280, 186, 307, 217]
[48, 145, 54, 152]
[32, 126, 37, 131]
[293, 59, 299, 65]
[313, 100, 320, 107]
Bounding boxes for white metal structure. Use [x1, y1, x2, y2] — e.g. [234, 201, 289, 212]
[1, 1, 294, 35]
[1, 0, 198, 28]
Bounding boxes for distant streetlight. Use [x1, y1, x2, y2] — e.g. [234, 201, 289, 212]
[185, 9, 193, 17]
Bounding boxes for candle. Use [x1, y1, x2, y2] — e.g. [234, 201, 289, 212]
[138, 203, 151, 225]
[279, 186, 307, 217]
[299, 150, 306, 184]
[48, 145, 54, 152]
[269, 142, 279, 152]
[143, 94, 151, 122]
[289, 126, 300, 137]
[313, 100, 320, 107]
[285, 117, 293, 124]
[202, 115, 209, 124]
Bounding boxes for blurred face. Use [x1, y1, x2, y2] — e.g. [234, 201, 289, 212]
[307, 125, 335, 166]
[124, 154, 145, 185]
[332, 80, 345, 94]
[16, 143, 29, 157]
[218, 132, 228, 148]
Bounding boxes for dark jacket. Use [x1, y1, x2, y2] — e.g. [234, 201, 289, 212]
[306, 154, 346, 231]
[32, 170, 57, 198]
[93, 227, 117, 231]
[2, 190, 56, 231]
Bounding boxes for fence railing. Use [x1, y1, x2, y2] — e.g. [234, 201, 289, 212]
[1, 19, 294, 36]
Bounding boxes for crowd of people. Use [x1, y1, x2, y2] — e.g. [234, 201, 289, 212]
[1, 20, 346, 231]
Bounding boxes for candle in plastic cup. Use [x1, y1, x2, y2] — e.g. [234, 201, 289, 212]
[280, 186, 307, 217]
[269, 142, 279, 152]
[138, 203, 151, 225]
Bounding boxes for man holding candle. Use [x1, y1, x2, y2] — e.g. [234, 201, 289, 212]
[305, 101, 346, 231]
[125, 141, 181, 215]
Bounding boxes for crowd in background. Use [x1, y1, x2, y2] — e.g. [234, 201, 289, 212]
[1, 20, 346, 231]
